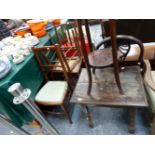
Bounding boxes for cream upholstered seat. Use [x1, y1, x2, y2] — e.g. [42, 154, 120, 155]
[35, 81, 68, 106]
[144, 60, 155, 134]
[54, 58, 82, 73]
[125, 42, 155, 61]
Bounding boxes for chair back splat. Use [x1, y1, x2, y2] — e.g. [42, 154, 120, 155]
[32, 45, 72, 91]
[48, 21, 83, 76]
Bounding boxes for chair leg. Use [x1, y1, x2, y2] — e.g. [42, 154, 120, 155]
[85, 105, 94, 128]
[151, 117, 155, 135]
[128, 107, 136, 134]
[87, 67, 92, 95]
[92, 68, 96, 74]
[114, 67, 124, 94]
[61, 104, 73, 124]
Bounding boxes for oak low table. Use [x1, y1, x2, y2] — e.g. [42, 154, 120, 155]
[70, 66, 148, 133]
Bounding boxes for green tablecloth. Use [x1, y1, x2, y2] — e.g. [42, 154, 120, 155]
[0, 21, 68, 127]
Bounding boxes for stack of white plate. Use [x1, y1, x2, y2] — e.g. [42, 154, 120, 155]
[0, 57, 11, 79]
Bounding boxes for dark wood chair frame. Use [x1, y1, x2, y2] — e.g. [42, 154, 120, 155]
[32, 45, 73, 124]
[74, 20, 145, 133]
[95, 34, 144, 67]
[89, 35, 144, 95]
[48, 21, 82, 75]
[76, 19, 124, 95]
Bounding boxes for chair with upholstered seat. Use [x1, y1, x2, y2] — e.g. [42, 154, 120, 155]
[76, 19, 145, 95]
[144, 59, 155, 134]
[102, 20, 155, 61]
[32, 45, 72, 124]
[48, 21, 83, 75]
[96, 34, 144, 67]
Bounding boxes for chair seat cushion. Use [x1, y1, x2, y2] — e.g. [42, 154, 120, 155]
[125, 42, 155, 61]
[54, 58, 82, 73]
[35, 81, 68, 106]
[144, 71, 155, 112]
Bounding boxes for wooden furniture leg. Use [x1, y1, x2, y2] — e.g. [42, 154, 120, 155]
[61, 104, 73, 124]
[87, 68, 93, 95]
[151, 116, 155, 135]
[81, 105, 94, 128]
[85, 106, 94, 128]
[128, 107, 136, 133]
[109, 20, 123, 94]
[92, 68, 96, 74]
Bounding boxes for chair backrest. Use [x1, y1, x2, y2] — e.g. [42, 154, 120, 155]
[32, 44, 71, 86]
[96, 35, 144, 66]
[48, 21, 82, 59]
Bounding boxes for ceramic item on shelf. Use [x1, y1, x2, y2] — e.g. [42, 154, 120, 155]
[0, 56, 11, 79]
[24, 33, 32, 38]
[22, 40, 33, 49]
[0, 60, 6, 73]
[23, 51, 30, 56]
[21, 43, 31, 51]
[2, 37, 14, 46]
[0, 41, 5, 50]
[25, 35, 39, 46]
[1, 45, 14, 60]
[0, 50, 3, 57]
[17, 49, 25, 55]
[14, 36, 24, 44]
[12, 52, 21, 59]
[13, 55, 25, 65]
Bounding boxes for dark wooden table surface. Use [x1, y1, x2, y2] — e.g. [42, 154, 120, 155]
[70, 66, 148, 133]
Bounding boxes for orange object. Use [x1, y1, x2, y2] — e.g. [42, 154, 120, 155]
[31, 24, 44, 32]
[53, 19, 61, 25]
[33, 29, 46, 38]
[27, 19, 44, 28]
[15, 28, 31, 37]
[27, 19, 47, 38]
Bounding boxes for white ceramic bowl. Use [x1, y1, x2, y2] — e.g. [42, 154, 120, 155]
[13, 55, 25, 65]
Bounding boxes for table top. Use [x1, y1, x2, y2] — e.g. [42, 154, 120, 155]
[70, 66, 148, 107]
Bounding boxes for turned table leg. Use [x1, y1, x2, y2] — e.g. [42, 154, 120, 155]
[128, 107, 136, 134]
[151, 117, 155, 135]
[81, 105, 94, 128]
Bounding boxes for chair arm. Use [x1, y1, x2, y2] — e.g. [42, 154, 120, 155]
[144, 59, 155, 91]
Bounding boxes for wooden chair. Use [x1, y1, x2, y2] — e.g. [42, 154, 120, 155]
[32, 44, 72, 124]
[96, 35, 144, 67]
[102, 19, 155, 61]
[48, 21, 82, 75]
[76, 19, 123, 95]
[144, 59, 155, 134]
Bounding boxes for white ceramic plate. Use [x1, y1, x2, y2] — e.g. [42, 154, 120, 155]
[0, 61, 6, 73]
[13, 56, 25, 65]
[0, 61, 11, 79]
